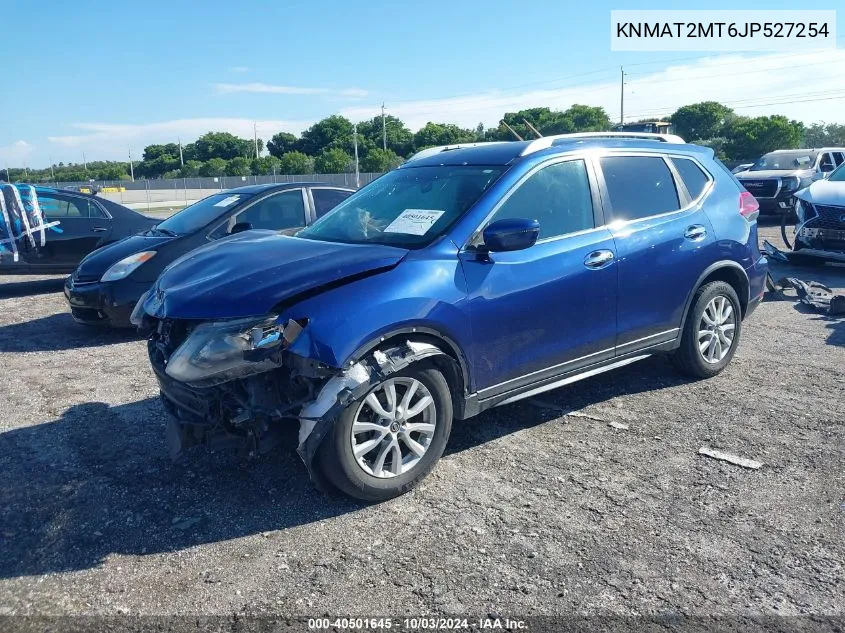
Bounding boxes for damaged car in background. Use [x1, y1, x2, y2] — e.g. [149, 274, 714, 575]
[133, 134, 767, 501]
[788, 160, 845, 259]
[734, 148, 844, 217]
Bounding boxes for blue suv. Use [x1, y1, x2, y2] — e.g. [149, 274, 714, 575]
[134, 133, 768, 501]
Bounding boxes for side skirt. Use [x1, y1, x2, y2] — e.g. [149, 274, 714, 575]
[461, 339, 677, 418]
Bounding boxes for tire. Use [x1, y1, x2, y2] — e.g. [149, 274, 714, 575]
[671, 281, 742, 379]
[318, 364, 453, 502]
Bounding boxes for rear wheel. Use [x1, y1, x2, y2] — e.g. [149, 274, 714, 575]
[318, 365, 453, 502]
[671, 281, 742, 379]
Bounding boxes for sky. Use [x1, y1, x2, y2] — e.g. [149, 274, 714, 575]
[1, 0, 843, 168]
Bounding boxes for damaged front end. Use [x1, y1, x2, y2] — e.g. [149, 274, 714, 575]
[142, 311, 451, 486]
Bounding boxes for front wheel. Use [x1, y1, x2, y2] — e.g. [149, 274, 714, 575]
[671, 281, 742, 379]
[318, 365, 453, 502]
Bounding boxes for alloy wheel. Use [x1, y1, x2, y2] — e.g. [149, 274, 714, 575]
[350, 377, 437, 478]
[697, 295, 736, 364]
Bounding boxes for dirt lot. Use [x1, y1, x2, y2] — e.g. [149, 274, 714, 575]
[0, 222, 843, 621]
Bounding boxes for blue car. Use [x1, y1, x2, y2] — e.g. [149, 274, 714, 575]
[134, 133, 768, 501]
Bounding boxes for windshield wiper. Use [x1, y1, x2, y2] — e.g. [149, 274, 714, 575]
[150, 226, 179, 237]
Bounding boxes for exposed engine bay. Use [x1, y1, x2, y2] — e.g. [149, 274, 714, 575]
[144, 315, 454, 486]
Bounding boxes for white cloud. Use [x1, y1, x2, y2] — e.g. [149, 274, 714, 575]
[342, 50, 845, 131]
[0, 140, 35, 165]
[214, 82, 368, 98]
[47, 118, 313, 162]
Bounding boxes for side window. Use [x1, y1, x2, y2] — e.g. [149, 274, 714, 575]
[88, 200, 108, 219]
[487, 159, 594, 240]
[215, 189, 306, 237]
[600, 155, 680, 221]
[671, 157, 711, 200]
[832, 152, 844, 166]
[819, 153, 836, 172]
[38, 193, 88, 218]
[312, 188, 353, 218]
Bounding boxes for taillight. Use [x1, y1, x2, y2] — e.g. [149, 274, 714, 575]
[739, 191, 759, 221]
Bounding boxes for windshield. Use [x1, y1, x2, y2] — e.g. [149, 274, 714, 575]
[749, 151, 816, 171]
[155, 192, 253, 235]
[297, 165, 503, 248]
[828, 162, 845, 182]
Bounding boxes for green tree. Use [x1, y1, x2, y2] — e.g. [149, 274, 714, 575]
[278, 151, 314, 174]
[138, 155, 180, 179]
[563, 104, 612, 132]
[142, 143, 181, 162]
[803, 122, 845, 147]
[670, 102, 735, 142]
[723, 115, 804, 160]
[179, 160, 203, 177]
[413, 122, 476, 149]
[299, 115, 354, 156]
[360, 148, 403, 172]
[267, 132, 299, 158]
[252, 155, 281, 175]
[189, 132, 255, 161]
[314, 148, 352, 174]
[356, 115, 414, 157]
[199, 157, 227, 177]
[227, 156, 252, 176]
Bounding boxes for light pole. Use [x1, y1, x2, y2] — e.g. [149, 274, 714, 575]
[129, 148, 135, 182]
[381, 102, 387, 151]
[353, 123, 360, 188]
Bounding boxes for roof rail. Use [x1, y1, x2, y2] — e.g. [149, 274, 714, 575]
[520, 132, 686, 156]
[406, 142, 510, 162]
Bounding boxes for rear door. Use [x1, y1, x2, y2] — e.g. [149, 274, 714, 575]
[31, 192, 113, 267]
[595, 153, 716, 352]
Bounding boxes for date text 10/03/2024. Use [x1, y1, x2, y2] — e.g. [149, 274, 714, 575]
[307, 617, 528, 630]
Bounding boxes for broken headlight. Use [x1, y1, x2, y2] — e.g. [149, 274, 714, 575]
[164, 315, 305, 384]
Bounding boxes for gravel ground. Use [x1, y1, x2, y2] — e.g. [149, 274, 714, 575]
[0, 220, 843, 621]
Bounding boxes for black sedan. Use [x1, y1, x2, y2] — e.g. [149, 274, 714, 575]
[0, 185, 156, 274]
[64, 182, 354, 327]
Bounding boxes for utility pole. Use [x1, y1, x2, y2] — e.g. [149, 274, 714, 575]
[253, 122, 259, 159]
[83, 152, 88, 177]
[49, 156, 55, 182]
[5, 164, 10, 183]
[619, 66, 625, 126]
[353, 123, 360, 188]
[129, 148, 135, 182]
[178, 138, 184, 166]
[381, 102, 387, 151]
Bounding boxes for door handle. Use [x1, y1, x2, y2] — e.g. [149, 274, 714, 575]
[91, 226, 108, 232]
[684, 225, 707, 241]
[584, 249, 614, 269]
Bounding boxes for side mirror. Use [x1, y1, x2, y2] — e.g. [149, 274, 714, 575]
[230, 222, 253, 234]
[482, 218, 540, 253]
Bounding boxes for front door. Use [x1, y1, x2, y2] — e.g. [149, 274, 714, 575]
[460, 157, 618, 397]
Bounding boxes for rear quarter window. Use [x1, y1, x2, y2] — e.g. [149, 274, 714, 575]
[671, 157, 712, 200]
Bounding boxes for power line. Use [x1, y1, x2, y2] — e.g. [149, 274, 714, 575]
[624, 90, 845, 120]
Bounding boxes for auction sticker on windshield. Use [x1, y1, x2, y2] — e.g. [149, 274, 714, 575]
[384, 209, 445, 235]
[214, 195, 242, 207]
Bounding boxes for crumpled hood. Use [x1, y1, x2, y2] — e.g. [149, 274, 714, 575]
[735, 169, 814, 180]
[144, 231, 408, 319]
[74, 234, 175, 281]
[794, 179, 845, 206]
